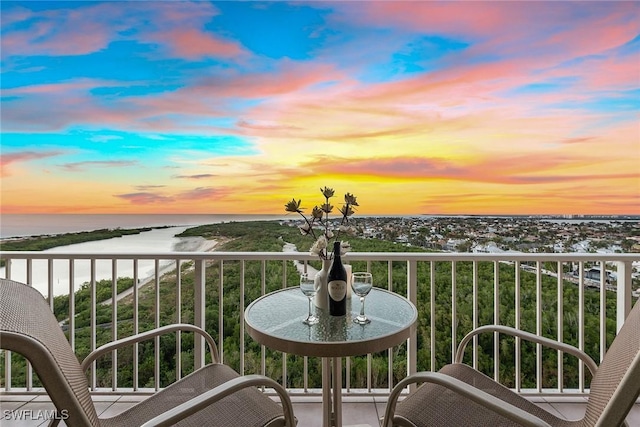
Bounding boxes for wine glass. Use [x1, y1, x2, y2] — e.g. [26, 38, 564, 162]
[300, 273, 319, 325]
[351, 272, 373, 324]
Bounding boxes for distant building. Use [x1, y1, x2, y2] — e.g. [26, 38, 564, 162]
[585, 267, 614, 283]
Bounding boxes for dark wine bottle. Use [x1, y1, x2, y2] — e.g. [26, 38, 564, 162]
[328, 241, 347, 316]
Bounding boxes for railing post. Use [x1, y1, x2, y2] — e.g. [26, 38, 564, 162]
[4, 258, 11, 391]
[407, 260, 418, 391]
[194, 259, 206, 369]
[1, 251, 637, 400]
[616, 261, 633, 333]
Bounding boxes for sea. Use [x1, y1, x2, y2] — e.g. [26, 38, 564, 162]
[0, 214, 287, 296]
[0, 214, 287, 239]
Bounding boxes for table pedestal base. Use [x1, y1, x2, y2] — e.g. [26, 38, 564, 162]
[245, 288, 416, 427]
[322, 357, 343, 427]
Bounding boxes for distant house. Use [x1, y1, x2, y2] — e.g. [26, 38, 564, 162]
[472, 242, 504, 253]
[585, 267, 614, 283]
[444, 239, 466, 251]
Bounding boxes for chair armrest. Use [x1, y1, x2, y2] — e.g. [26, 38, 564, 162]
[81, 323, 219, 373]
[455, 325, 599, 376]
[382, 371, 552, 427]
[139, 374, 296, 427]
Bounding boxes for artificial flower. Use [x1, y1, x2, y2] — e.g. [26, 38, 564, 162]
[321, 187, 335, 198]
[299, 223, 311, 235]
[285, 199, 302, 213]
[285, 187, 359, 259]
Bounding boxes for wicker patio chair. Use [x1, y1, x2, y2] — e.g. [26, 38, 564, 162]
[0, 278, 296, 427]
[383, 297, 640, 427]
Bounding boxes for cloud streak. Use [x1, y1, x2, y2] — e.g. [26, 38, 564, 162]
[0, 150, 66, 177]
[0, 1, 638, 214]
[60, 160, 138, 172]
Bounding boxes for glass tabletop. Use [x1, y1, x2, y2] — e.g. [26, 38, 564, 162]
[244, 287, 417, 358]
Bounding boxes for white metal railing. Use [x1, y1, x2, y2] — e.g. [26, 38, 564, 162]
[0, 251, 638, 398]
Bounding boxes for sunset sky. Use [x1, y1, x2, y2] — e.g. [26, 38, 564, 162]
[1, 1, 639, 215]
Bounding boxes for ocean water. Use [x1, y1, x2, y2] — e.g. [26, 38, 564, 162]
[0, 213, 286, 238]
[2, 227, 192, 296]
[0, 214, 286, 296]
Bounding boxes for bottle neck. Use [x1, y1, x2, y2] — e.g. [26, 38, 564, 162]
[332, 241, 341, 260]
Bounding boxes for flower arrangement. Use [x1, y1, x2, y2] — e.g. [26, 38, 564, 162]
[285, 186, 358, 260]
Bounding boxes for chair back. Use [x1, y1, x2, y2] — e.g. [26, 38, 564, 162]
[0, 279, 100, 427]
[584, 298, 640, 427]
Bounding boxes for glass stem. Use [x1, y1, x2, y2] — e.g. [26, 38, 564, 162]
[308, 297, 313, 319]
[360, 296, 365, 316]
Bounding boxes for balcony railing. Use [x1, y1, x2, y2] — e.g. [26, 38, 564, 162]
[1, 251, 638, 399]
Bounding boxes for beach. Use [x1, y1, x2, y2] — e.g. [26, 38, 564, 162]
[0, 213, 287, 239]
[1, 226, 221, 296]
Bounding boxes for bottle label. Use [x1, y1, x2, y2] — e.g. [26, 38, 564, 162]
[328, 280, 347, 301]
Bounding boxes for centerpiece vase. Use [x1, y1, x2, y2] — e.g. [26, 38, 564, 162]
[313, 258, 331, 310]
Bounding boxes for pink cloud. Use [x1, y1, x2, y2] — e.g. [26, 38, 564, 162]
[300, 153, 637, 187]
[344, 1, 638, 57]
[0, 150, 65, 176]
[152, 29, 245, 59]
[114, 186, 231, 206]
[1, 1, 236, 61]
[309, 156, 464, 179]
[321, 1, 639, 108]
[335, 1, 513, 38]
[1, 94, 129, 132]
[1, 78, 165, 132]
[185, 61, 346, 99]
[561, 137, 597, 145]
[0, 5, 33, 27]
[124, 62, 348, 131]
[2, 79, 106, 95]
[0, 62, 340, 133]
[574, 54, 640, 91]
[114, 192, 174, 205]
[177, 186, 231, 201]
[538, 3, 639, 58]
[1, 3, 117, 57]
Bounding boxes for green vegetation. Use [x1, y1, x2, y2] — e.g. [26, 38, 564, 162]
[2, 221, 633, 392]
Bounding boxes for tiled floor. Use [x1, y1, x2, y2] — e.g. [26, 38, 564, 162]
[1, 393, 639, 426]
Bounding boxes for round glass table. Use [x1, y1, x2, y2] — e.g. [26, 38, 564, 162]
[245, 287, 417, 427]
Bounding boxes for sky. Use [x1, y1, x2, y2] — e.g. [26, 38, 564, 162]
[1, 1, 639, 216]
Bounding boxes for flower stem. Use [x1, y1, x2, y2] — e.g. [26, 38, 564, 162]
[298, 211, 317, 240]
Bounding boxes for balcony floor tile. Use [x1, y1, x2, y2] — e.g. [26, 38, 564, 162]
[2, 394, 639, 427]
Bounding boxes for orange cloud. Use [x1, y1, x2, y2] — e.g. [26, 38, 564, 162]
[177, 186, 233, 201]
[113, 185, 234, 208]
[114, 192, 173, 205]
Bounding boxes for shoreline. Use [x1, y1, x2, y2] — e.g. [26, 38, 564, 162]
[0, 227, 231, 297]
[0, 214, 288, 240]
[101, 235, 227, 306]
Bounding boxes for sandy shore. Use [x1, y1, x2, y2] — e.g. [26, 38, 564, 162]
[173, 236, 220, 252]
[100, 236, 222, 306]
